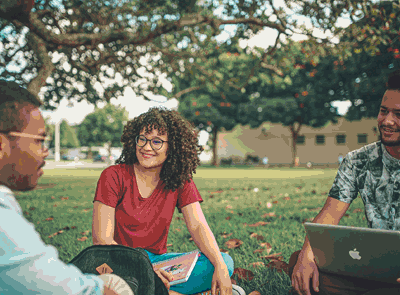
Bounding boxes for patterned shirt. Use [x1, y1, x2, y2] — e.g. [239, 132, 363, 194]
[329, 141, 400, 230]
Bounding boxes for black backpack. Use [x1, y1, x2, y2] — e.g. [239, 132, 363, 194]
[68, 245, 169, 295]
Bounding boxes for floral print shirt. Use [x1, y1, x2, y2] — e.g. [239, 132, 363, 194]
[329, 141, 400, 230]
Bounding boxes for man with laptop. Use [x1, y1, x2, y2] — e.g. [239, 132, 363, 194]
[290, 69, 400, 295]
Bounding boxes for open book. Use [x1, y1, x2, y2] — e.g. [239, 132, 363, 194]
[152, 250, 200, 286]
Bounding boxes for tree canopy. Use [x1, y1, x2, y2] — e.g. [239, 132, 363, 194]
[0, 0, 380, 109]
[77, 103, 128, 152]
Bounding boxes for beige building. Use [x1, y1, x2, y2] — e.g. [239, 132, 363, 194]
[217, 117, 379, 166]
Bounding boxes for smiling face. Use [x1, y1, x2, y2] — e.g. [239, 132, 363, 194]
[135, 128, 168, 170]
[0, 106, 49, 191]
[377, 90, 400, 147]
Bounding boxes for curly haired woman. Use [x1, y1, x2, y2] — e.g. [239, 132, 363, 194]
[92, 107, 245, 295]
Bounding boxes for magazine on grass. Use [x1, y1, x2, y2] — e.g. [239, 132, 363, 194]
[152, 250, 200, 286]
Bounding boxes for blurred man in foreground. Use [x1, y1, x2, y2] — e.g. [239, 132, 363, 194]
[0, 80, 133, 295]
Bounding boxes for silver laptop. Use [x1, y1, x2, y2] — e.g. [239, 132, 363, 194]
[304, 222, 400, 283]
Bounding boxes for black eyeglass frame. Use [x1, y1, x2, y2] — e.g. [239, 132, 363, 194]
[135, 135, 168, 151]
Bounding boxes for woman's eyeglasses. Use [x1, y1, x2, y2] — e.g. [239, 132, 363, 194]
[135, 135, 167, 151]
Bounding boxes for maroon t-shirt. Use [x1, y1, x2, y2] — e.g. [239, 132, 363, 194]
[93, 164, 203, 254]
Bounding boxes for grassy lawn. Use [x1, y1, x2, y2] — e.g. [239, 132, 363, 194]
[14, 167, 366, 295]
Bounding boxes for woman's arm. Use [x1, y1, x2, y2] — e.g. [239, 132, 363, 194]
[92, 201, 118, 245]
[181, 202, 226, 270]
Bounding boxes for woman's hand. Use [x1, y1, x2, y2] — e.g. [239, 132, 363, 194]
[211, 266, 232, 295]
[153, 268, 174, 290]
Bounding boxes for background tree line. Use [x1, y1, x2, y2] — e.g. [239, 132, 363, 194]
[2, 0, 400, 165]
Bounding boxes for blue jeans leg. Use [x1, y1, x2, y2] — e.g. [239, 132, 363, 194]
[146, 250, 234, 295]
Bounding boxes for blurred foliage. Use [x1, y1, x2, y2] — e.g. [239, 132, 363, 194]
[46, 119, 80, 149]
[77, 103, 128, 150]
[1, 0, 390, 109]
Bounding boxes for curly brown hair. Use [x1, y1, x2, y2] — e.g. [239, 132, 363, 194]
[116, 107, 203, 191]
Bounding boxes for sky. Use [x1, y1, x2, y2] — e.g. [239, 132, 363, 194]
[40, 3, 354, 146]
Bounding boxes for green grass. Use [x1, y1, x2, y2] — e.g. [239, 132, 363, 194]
[14, 167, 366, 295]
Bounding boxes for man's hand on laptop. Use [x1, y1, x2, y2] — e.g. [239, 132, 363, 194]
[292, 250, 319, 295]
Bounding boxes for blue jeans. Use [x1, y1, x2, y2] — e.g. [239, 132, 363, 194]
[145, 250, 234, 294]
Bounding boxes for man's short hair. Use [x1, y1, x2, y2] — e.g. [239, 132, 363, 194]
[0, 80, 42, 132]
[387, 70, 400, 91]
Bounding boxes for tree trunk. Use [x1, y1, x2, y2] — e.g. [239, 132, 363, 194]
[211, 126, 219, 167]
[107, 142, 112, 166]
[289, 122, 302, 167]
[87, 147, 93, 159]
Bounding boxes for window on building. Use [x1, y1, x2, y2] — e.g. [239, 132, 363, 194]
[336, 134, 346, 144]
[358, 134, 368, 144]
[316, 135, 325, 145]
[296, 135, 305, 145]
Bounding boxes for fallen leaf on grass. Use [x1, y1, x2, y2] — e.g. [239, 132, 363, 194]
[53, 204, 57, 207]
[77, 237, 88, 242]
[174, 228, 181, 232]
[209, 195, 214, 199]
[253, 249, 265, 254]
[175, 217, 183, 220]
[73, 206, 79, 208]
[225, 216, 231, 220]
[260, 242, 272, 254]
[261, 252, 283, 260]
[233, 267, 254, 281]
[249, 292, 261, 295]
[189, 237, 193, 241]
[48, 230, 64, 238]
[226, 205, 233, 209]
[166, 243, 173, 247]
[261, 212, 276, 218]
[225, 239, 243, 249]
[209, 190, 223, 194]
[353, 208, 363, 213]
[266, 260, 289, 274]
[221, 232, 233, 238]
[83, 208, 91, 212]
[249, 262, 265, 268]
[249, 233, 265, 241]
[272, 201, 278, 204]
[51, 196, 55, 199]
[244, 221, 270, 227]
[80, 230, 90, 235]
[311, 190, 316, 194]
[303, 217, 314, 223]
[45, 217, 54, 221]
[220, 249, 229, 253]
[60, 196, 69, 200]
[284, 197, 291, 200]
[29, 207, 36, 211]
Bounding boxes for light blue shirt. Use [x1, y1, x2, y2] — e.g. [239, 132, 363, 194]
[0, 185, 104, 294]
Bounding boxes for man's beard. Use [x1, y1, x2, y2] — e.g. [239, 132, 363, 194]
[379, 128, 400, 146]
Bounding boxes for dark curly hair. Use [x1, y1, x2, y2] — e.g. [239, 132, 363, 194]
[115, 107, 203, 191]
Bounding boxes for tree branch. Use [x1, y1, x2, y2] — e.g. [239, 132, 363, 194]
[26, 32, 55, 97]
[173, 85, 203, 99]
[27, 11, 287, 48]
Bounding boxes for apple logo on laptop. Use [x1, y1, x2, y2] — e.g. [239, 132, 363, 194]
[349, 248, 362, 260]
